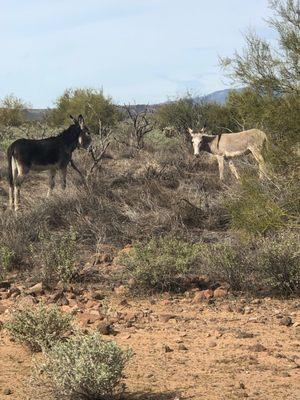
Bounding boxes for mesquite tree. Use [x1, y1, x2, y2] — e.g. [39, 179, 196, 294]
[220, 0, 300, 97]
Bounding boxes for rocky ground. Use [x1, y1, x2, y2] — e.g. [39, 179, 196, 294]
[0, 272, 299, 400]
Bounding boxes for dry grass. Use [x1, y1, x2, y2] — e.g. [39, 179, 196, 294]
[0, 127, 298, 296]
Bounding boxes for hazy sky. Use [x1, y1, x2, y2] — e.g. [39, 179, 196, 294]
[0, 0, 275, 107]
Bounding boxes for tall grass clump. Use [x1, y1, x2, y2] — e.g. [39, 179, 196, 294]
[118, 235, 201, 292]
[33, 332, 131, 400]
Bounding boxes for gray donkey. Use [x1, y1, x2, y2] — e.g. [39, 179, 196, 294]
[188, 127, 268, 180]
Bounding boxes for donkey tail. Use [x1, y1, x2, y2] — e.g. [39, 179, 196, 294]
[7, 145, 14, 188]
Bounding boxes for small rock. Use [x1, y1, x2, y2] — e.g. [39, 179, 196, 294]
[114, 285, 127, 296]
[8, 287, 21, 298]
[0, 281, 11, 289]
[248, 343, 267, 352]
[208, 340, 217, 348]
[97, 322, 116, 335]
[47, 290, 64, 304]
[27, 282, 44, 296]
[239, 382, 246, 389]
[236, 330, 254, 339]
[119, 299, 130, 307]
[56, 295, 69, 306]
[0, 305, 7, 314]
[178, 344, 188, 351]
[251, 299, 262, 305]
[91, 291, 105, 300]
[193, 289, 214, 302]
[279, 316, 293, 327]
[213, 287, 228, 298]
[163, 345, 173, 353]
[78, 313, 98, 326]
[160, 314, 176, 323]
[3, 388, 12, 395]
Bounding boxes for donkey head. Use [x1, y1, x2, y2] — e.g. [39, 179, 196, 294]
[70, 114, 92, 150]
[188, 127, 206, 156]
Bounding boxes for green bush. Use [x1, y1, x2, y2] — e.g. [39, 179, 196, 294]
[6, 304, 73, 352]
[118, 235, 201, 292]
[34, 332, 131, 399]
[0, 94, 28, 127]
[0, 245, 15, 280]
[31, 228, 77, 288]
[224, 178, 287, 234]
[201, 240, 254, 291]
[257, 232, 300, 296]
[201, 231, 300, 296]
[48, 88, 121, 132]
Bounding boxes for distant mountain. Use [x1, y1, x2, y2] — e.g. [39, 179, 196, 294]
[196, 88, 244, 105]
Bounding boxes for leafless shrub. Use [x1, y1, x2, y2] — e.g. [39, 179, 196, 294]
[124, 104, 154, 149]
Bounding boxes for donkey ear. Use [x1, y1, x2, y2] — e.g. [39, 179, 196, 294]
[78, 114, 84, 128]
[70, 115, 77, 123]
[188, 127, 194, 136]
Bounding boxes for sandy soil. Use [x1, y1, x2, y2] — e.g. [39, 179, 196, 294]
[0, 291, 299, 400]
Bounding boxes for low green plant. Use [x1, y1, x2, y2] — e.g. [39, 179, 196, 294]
[201, 240, 254, 291]
[6, 304, 73, 352]
[201, 231, 300, 296]
[224, 177, 287, 234]
[0, 245, 15, 280]
[31, 228, 77, 288]
[118, 235, 201, 292]
[33, 332, 131, 399]
[257, 232, 300, 296]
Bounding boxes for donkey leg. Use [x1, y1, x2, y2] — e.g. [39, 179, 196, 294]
[9, 158, 18, 210]
[228, 160, 240, 180]
[250, 148, 267, 179]
[14, 175, 25, 211]
[216, 156, 224, 181]
[8, 185, 14, 210]
[13, 160, 28, 211]
[47, 170, 56, 197]
[59, 167, 67, 190]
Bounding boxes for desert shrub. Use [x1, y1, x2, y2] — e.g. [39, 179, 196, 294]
[30, 228, 77, 288]
[0, 94, 28, 127]
[118, 235, 201, 292]
[6, 304, 73, 352]
[223, 177, 287, 234]
[256, 231, 300, 296]
[201, 231, 300, 296]
[48, 88, 121, 132]
[201, 239, 254, 291]
[33, 332, 131, 399]
[155, 94, 236, 136]
[0, 245, 15, 280]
